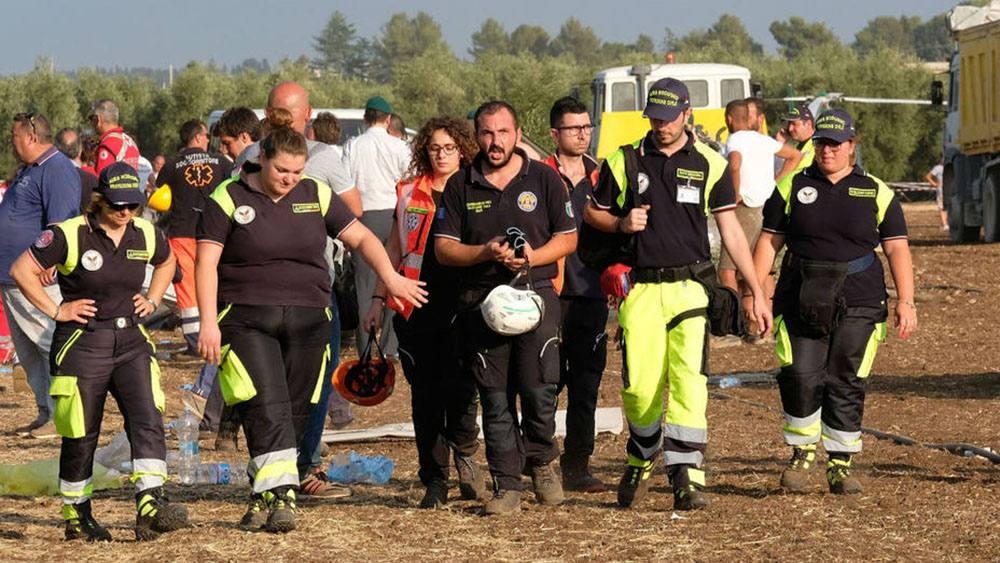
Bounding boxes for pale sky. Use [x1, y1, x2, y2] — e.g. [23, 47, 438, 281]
[4, 0, 956, 75]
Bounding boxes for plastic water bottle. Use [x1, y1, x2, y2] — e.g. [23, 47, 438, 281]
[717, 376, 742, 389]
[327, 451, 394, 484]
[195, 462, 249, 485]
[176, 408, 200, 485]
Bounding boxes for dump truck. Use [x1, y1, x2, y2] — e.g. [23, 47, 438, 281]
[936, 1, 1000, 242]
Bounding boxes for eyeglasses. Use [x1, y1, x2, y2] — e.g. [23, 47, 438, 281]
[107, 202, 141, 212]
[815, 139, 847, 153]
[554, 124, 594, 136]
[427, 144, 458, 156]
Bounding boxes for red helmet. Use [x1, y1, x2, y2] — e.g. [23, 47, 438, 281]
[332, 330, 395, 406]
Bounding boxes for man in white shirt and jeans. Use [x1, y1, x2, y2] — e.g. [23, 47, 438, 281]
[342, 96, 411, 354]
[720, 99, 802, 336]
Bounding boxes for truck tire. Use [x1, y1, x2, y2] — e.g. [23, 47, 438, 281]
[983, 174, 1000, 242]
[948, 194, 981, 242]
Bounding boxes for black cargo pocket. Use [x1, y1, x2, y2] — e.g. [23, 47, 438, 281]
[538, 336, 560, 384]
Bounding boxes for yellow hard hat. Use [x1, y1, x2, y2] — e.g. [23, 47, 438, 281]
[148, 183, 172, 212]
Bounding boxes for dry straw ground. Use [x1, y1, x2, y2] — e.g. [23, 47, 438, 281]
[0, 202, 997, 562]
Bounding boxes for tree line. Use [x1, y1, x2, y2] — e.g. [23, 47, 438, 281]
[1, 8, 971, 182]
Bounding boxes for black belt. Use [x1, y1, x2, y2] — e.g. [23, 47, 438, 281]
[788, 252, 876, 275]
[87, 315, 141, 330]
[631, 265, 697, 284]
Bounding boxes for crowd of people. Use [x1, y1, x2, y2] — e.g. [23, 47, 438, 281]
[0, 77, 916, 539]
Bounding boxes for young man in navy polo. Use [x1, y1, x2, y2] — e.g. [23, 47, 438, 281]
[435, 101, 577, 514]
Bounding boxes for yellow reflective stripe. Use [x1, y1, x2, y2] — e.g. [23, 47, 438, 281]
[209, 177, 239, 218]
[311, 345, 330, 404]
[687, 467, 706, 487]
[130, 471, 168, 485]
[133, 217, 157, 262]
[776, 172, 797, 215]
[138, 324, 155, 352]
[783, 419, 822, 437]
[774, 316, 792, 367]
[55, 329, 83, 366]
[217, 303, 233, 323]
[692, 140, 727, 216]
[55, 216, 88, 276]
[872, 175, 895, 226]
[254, 459, 298, 483]
[856, 322, 886, 379]
[60, 485, 94, 498]
[608, 138, 644, 209]
[325, 306, 333, 322]
[303, 175, 334, 216]
[150, 357, 165, 412]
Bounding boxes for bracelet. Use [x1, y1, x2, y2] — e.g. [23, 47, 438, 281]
[145, 296, 159, 309]
[615, 217, 624, 233]
[901, 299, 916, 310]
[372, 295, 386, 305]
[50, 303, 60, 320]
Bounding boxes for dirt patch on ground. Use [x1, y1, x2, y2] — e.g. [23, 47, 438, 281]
[0, 201, 998, 561]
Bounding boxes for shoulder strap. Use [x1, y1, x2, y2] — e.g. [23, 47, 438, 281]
[620, 143, 640, 211]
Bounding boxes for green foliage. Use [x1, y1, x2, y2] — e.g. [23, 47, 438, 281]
[509, 25, 551, 58]
[770, 17, 840, 59]
[673, 15, 763, 57]
[470, 19, 510, 59]
[854, 14, 954, 62]
[311, 11, 358, 75]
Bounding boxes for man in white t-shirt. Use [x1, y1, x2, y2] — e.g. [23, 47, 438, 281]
[925, 161, 948, 230]
[720, 99, 802, 336]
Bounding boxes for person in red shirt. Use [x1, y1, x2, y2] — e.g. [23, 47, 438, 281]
[89, 99, 140, 175]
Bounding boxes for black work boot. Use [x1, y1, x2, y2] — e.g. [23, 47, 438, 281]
[135, 487, 189, 541]
[263, 487, 297, 533]
[240, 493, 268, 530]
[669, 464, 710, 511]
[63, 500, 112, 542]
[420, 479, 449, 509]
[561, 455, 606, 493]
[617, 454, 659, 509]
[453, 452, 486, 501]
[826, 454, 862, 495]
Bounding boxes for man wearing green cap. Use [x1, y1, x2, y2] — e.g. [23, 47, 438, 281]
[343, 96, 412, 355]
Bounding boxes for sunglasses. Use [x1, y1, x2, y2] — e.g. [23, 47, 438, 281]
[107, 202, 141, 212]
[13, 112, 37, 135]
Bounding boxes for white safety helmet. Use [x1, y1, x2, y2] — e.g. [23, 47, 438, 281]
[480, 284, 545, 336]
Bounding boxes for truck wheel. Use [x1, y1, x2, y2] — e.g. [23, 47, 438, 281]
[948, 194, 981, 243]
[983, 174, 1000, 242]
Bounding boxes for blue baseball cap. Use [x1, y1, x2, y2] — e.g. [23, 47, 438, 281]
[643, 78, 690, 122]
[782, 104, 813, 123]
[812, 109, 856, 143]
[96, 161, 145, 205]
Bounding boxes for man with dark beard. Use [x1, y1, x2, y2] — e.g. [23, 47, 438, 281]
[435, 101, 578, 515]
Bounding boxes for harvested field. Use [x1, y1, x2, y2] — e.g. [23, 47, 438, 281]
[0, 201, 997, 561]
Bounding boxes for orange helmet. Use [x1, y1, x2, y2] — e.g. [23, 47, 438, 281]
[331, 330, 395, 406]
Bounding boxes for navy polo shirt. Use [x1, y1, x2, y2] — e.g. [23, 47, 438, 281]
[548, 154, 604, 300]
[435, 148, 577, 291]
[29, 215, 170, 320]
[592, 131, 736, 269]
[762, 163, 908, 308]
[197, 168, 358, 308]
[157, 148, 233, 238]
[0, 147, 81, 283]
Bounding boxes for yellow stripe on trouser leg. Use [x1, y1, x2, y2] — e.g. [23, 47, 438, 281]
[783, 408, 822, 446]
[130, 458, 168, 492]
[661, 281, 709, 467]
[250, 448, 299, 493]
[60, 477, 94, 503]
[619, 283, 671, 463]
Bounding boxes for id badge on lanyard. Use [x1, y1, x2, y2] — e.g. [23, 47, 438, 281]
[676, 178, 700, 204]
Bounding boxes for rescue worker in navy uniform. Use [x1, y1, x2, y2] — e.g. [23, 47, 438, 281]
[541, 97, 608, 493]
[753, 109, 916, 494]
[195, 115, 426, 533]
[584, 78, 771, 510]
[9, 162, 183, 542]
[435, 101, 578, 515]
[363, 116, 485, 509]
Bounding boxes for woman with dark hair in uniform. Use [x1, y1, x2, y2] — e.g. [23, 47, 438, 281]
[195, 113, 427, 533]
[10, 162, 183, 542]
[753, 109, 916, 495]
[362, 115, 485, 508]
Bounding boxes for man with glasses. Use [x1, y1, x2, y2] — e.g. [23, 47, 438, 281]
[90, 99, 140, 176]
[1, 112, 81, 438]
[541, 97, 608, 493]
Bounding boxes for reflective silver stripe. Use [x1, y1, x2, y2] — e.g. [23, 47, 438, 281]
[250, 448, 298, 493]
[664, 449, 704, 467]
[627, 417, 663, 460]
[783, 408, 822, 446]
[180, 307, 201, 334]
[663, 422, 707, 445]
[59, 477, 93, 501]
[402, 253, 422, 270]
[131, 458, 168, 491]
[822, 424, 863, 453]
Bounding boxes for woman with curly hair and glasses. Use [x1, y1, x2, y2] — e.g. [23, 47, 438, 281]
[362, 115, 485, 509]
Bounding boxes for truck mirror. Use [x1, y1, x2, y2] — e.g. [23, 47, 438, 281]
[930, 80, 944, 106]
[750, 81, 763, 98]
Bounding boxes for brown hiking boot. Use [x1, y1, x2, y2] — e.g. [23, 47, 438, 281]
[561, 456, 606, 493]
[617, 454, 658, 509]
[827, 456, 863, 495]
[453, 453, 486, 500]
[483, 488, 521, 515]
[529, 463, 564, 505]
[669, 465, 710, 511]
[780, 445, 816, 492]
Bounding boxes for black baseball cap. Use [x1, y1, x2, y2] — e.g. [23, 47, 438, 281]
[812, 109, 856, 144]
[96, 161, 144, 205]
[782, 104, 814, 123]
[643, 78, 690, 122]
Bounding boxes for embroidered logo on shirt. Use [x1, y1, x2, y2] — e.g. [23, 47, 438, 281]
[234, 205, 256, 224]
[848, 187, 876, 198]
[183, 163, 215, 187]
[292, 203, 321, 213]
[676, 168, 705, 181]
[467, 200, 492, 213]
[35, 230, 54, 248]
[517, 191, 538, 212]
[407, 212, 421, 232]
[636, 172, 650, 194]
[81, 249, 103, 271]
[797, 187, 818, 204]
[126, 250, 150, 260]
